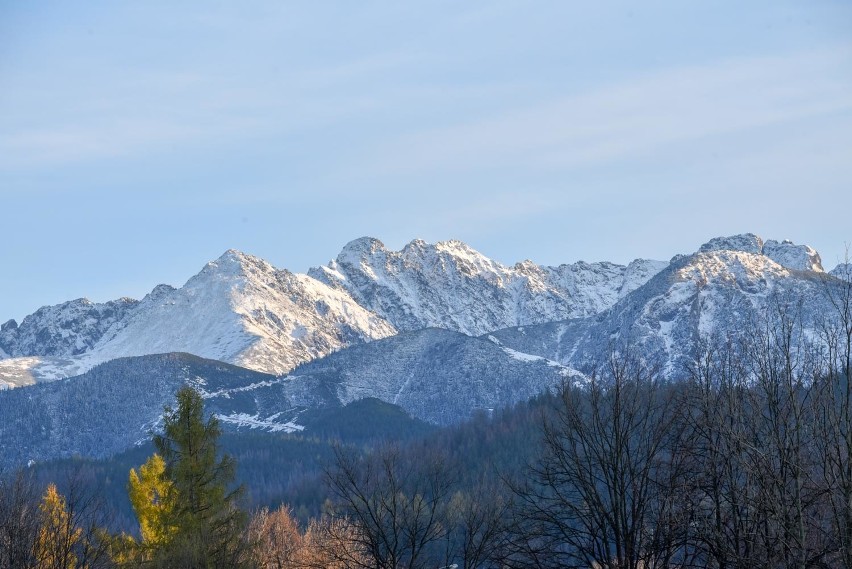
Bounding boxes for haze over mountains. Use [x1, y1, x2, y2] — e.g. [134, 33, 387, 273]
[1, 233, 850, 468]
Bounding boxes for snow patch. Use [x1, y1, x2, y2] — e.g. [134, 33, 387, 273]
[502, 347, 545, 363]
[217, 412, 305, 433]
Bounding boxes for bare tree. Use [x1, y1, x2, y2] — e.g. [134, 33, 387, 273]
[0, 469, 41, 569]
[244, 505, 303, 569]
[683, 335, 768, 569]
[744, 299, 827, 569]
[442, 484, 512, 569]
[684, 296, 838, 569]
[301, 515, 368, 569]
[323, 443, 456, 569]
[814, 254, 852, 568]
[509, 353, 687, 569]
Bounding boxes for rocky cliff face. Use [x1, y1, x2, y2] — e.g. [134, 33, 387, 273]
[308, 237, 666, 335]
[0, 297, 139, 358]
[698, 232, 823, 272]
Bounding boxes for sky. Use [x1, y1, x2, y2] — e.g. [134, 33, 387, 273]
[1, 1, 851, 322]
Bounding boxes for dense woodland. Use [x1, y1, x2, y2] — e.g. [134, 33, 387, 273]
[3, 272, 852, 568]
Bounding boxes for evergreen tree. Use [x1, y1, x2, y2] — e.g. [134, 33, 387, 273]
[131, 386, 248, 568]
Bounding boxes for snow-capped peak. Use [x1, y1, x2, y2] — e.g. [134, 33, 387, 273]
[338, 237, 387, 265]
[0, 248, 398, 385]
[697, 233, 823, 272]
[199, 249, 276, 279]
[762, 239, 823, 272]
[699, 233, 764, 255]
[2, 233, 833, 389]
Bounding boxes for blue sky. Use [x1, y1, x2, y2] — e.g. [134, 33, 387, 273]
[1, 1, 851, 322]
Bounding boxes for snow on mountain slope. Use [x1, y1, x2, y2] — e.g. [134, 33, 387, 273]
[762, 239, 823, 272]
[0, 250, 396, 385]
[308, 237, 666, 335]
[0, 234, 834, 389]
[698, 232, 823, 272]
[490, 234, 840, 377]
[0, 297, 139, 358]
[89, 250, 396, 374]
[2, 238, 663, 385]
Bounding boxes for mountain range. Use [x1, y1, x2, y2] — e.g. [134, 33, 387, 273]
[1, 233, 850, 468]
[0, 237, 668, 385]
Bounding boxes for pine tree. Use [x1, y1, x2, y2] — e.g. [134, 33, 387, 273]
[129, 386, 248, 567]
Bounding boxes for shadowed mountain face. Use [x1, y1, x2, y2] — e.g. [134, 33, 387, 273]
[0, 353, 283, 469]
[0, 329, 577, 469]
[281, 327, 579, 426]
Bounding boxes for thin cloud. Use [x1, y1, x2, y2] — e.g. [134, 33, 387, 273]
[0, 49, 422, 170]
[362, 45, 852, 175]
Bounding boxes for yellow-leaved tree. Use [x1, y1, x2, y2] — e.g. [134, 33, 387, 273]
[128, 453, 176, 548]
[34, 483, 81, 569]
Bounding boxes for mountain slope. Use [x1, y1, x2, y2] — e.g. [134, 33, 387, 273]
[89, 250, 396, 374]
[308, 237, 666, 335]
[0, 328, 580, 468]
[282, 327, 581, 426]
[0, 353, 280, 468]
[0, 351, 441, 471]
[490, 234, 843, 376]
[0, 250, 396, 385]
[0, 239, 664, 386]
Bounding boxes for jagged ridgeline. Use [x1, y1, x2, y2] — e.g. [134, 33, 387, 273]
[0, 233, 850, 471]
[0, 237, 668, 385]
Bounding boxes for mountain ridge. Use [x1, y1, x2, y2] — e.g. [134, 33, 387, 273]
[489, 240, 845, 377]
[0, 237, 666, 385]
[0, 233, 843, 389]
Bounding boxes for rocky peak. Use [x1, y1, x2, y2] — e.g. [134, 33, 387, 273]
[189, 250, 277, 289]
[697, 233, 823, 272]
[0, 296, 140, 358]
[337, 237, 387, 266]
[214, 249, 271, 272]
[699, 233, 764, 255]
[402, 238, 428, 253]
[144, 284, 177, 302]
[762, 239, 823, 272]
